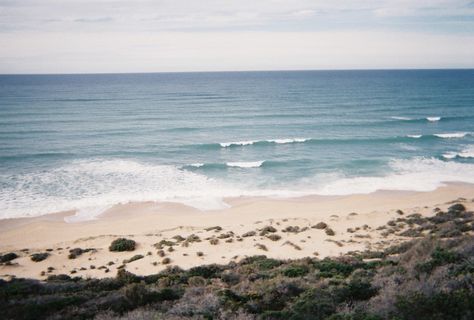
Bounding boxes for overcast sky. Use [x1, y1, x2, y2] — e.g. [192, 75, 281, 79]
[1, 0, 474, 73]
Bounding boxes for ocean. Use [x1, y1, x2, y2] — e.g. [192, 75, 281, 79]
[1, 70, 474, 221]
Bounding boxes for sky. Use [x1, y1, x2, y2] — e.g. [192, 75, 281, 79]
[0, 0, 474, 73]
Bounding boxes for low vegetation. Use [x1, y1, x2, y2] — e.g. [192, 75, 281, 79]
[109, 238, 136, 252]
[1, 204, 473, 319]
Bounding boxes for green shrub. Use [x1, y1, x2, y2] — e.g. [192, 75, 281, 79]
[123, 254, 144, 264]
[282, 265, 309, 277]
[30, 253, 49, 262]
[0, 252, 18, 263]
[109, 238, 136, 252]
[395, 290, 474, 320]
[416, 247, 462, 273]
[188, 264, 222, 278]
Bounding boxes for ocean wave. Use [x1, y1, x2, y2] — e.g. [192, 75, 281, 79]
[407, 134, 422, 139]
[390, 116, 442, 123]
[226, 161, 265, 168]
[220, 138, 307, 148]
[442, 146, 474, 159]
[0, 159, 243, 221]
[3, 157, 474, 222]
[390, 116, 412, 121]
[220, 140, 257, 147]
[433, 132, 468, 139]
[315, 157, 474, 196]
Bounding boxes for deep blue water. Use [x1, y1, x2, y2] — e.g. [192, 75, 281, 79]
[1, 70, 474, 220]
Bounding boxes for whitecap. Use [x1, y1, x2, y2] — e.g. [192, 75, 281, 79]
[189, 163, 204, 168]
[226, 161, 264, 168]
[434, 132, 468, 139]
[220, 138, 307, 147]
[427, 116, 441, 122]
[442, 152, 458, 159]
[268, 138, 307, 144]
[407, 134, 422, 139]
[220, 140, 256, 147]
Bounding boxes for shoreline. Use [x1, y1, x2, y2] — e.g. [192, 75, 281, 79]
[1, 182, 473, 280]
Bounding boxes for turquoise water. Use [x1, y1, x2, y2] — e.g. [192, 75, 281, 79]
[1, 70, 474, 220]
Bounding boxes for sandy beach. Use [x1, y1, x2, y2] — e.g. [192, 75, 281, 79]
[1, 182, 473, 280]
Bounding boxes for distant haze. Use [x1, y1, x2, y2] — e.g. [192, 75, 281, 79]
[1, 0, 474, 73]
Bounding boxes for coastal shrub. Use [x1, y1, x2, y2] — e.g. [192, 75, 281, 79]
[162, 257, 171, 265]
[188, 264, 222, 279]
[1, 226, 473, 320]
[394, 290, 474, 320]
[30, 252, 49, 262]
[205, 226, 222, 232]
[282, 265, 309, 277]
[325, 228, 336, 236]
[68, 248, 84, 259]
[259, 226, 277, 236]
[416, 247, 462, 274]
[255, 257, 282, 270]
[123, 254, 144, 264]
[313, 222, 328, 229]
[284, 288, 337, 320]
[267, 234, 282, 241]
[448, 203, 466, 213]
[0, 252, 18, 263]
[109, 238, 136, 252]
[242, 230, 256, 237]
[282, 226, 300, 233]
[154, 239, 175, 249]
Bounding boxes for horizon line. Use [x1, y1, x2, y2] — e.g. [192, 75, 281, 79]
[1, 67, 473, 76]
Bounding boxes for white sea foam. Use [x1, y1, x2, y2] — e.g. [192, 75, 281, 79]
[220, 140, 256, 147]
[442, 152, 458, 159]
[315, 158, 474, 196]
[434, 132, 468, 139]
[189, 163, 205, 168]
[427, 116, 441, 122]
[407, 134, 422, 138]
[391, 116, 412, 121]
[0, 159, 244, 221]
[226, 161, 265, 168]
[220, 138, 307, 147]
[3, 157, 474, 222]
[442, 146, 474, 159]
[267, 138, 308, 144]
[458, 146, 474, 158]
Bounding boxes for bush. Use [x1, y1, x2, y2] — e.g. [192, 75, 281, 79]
[123, 255, 144, 264]
[267, 234, 282, 241]
[188, 264, 222, 278]
[259, 226, 277, 236]
[282, 265, 309, 277]
[416, 247, 462, 273]
[313, 222, 328, 229]
[395, 290, 474, 320]
[0, 252, 18, 263]
[109, 238, 136, 252]
[30, 253, 49, 262]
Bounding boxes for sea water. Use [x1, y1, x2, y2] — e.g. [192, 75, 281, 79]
[1, 70, 474, 220]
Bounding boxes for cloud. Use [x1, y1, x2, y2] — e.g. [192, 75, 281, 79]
[0, 1, 473, 72]
[1, 31, 473, 73]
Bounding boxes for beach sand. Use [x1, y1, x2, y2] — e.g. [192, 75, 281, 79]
[1, 182, 473, 280]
